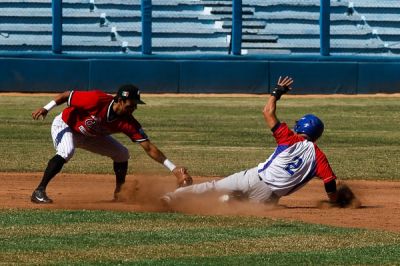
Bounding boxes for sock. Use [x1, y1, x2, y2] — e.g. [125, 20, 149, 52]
[113, 161, 128, 193]
[37, 155, 66, 191]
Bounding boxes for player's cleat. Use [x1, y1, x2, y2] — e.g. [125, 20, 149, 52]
[31, 189, 53, 204]
[112, 192, 125, 202]
[112, 184, 128, 202]
[160, 193, 173, 207]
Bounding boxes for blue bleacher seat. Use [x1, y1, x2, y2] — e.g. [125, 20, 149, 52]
[0, 0, 399, 55]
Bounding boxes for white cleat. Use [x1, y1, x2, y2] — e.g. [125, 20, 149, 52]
[160, 193, 173, 207]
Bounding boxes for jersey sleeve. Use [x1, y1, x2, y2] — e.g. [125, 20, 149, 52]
[273, 123, 301, 145]
[130, 128, 148, 142]
[120, 117, 149, 142]
[314, 146, 336, 183]
[68, 90, 102, 110]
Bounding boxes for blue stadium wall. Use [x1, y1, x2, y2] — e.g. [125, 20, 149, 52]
[0, 55, 399, 94]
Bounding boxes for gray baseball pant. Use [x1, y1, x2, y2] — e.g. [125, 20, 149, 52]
[172, 167, 277, 203]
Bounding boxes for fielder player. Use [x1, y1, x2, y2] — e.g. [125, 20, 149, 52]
[162, 76, 339, 206]
[31, 84, 192, 204]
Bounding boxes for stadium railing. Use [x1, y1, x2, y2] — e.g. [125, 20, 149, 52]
[0, 0, 398, 57]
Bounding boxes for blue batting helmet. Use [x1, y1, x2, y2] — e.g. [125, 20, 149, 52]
[294, 114, 324, 141]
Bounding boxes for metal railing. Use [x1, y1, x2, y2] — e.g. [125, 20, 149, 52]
[0, 0, 388, 57]
[50, 0, 332, 56]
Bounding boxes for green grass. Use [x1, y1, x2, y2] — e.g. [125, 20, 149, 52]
[1, 95, 400, 264]
[0, 95, 399, 179]
[0, 210, 399, 265]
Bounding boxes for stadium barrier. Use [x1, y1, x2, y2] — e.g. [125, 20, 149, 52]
[1, 55, 399, 94]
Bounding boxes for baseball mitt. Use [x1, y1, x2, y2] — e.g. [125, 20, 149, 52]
[336, 183, 359, 208]
[174, 167, 193, 187]
[336, 184, 356, 208]
[317, 183, 361, 209]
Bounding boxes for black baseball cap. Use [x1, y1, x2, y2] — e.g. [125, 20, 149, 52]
[115, 84, 145, 104]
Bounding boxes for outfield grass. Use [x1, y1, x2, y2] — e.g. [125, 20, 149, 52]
[0, 95, 399, 179]
[0, 210, 399, 265]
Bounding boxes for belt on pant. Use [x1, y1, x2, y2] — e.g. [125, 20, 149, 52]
[258, 175, 280, 201]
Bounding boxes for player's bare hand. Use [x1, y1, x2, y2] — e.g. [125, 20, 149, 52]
[271, 76, 294, 100]
[32, 107, 48, 120]
[173, 167, 193, 187]
[277, 76, 294, 88]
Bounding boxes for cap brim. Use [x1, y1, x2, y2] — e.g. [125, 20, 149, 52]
[135, 99, 145, 104]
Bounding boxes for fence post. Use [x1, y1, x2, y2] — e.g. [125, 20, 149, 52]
[52, 0, 62, 54]
[141, 0, 152, 55]
[320, 0, 330, 56]
[232, 0, 242, 55]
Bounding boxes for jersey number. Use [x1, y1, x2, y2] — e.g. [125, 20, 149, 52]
[285, 156, 303, 175]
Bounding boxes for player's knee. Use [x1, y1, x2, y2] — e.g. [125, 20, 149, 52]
[113, 146, 130, 162]
[191, 181, 216, 194]
[57, 149, 74, 162]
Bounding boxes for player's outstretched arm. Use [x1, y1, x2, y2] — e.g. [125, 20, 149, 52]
[139, 140, 193, 187]
[263, 76, 293, 129]
[32, 91, 71, 120]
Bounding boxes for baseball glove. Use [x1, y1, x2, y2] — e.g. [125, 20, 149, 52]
[336, 183, 359, 208]
[317, 183, 361, 209]
[174, 167, 193, 187]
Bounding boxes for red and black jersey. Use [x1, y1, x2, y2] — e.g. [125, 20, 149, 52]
[61, 90, 148, 142]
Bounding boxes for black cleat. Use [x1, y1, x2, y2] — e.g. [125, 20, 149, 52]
[112, 192, 123, 202]
[31, 189, 53, 204]
[112, 186, 124, 202]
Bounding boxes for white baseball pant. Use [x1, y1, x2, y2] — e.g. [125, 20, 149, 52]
[51, 114, 130, 162]
[172, 167, 277, 203]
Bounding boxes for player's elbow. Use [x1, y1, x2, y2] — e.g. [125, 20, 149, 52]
[263, 105, 275, 120]
[263, 98, 276, 116]
[139, 140, 152, 153]
[263, 107, 272, 117]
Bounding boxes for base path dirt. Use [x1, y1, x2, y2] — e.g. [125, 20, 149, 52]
[1, 173, 399, 232]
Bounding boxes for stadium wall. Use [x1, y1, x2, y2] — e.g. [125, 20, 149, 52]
[0, 55, 399, 94]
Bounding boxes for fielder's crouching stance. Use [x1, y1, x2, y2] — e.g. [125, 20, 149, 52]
[31, 85, 192, 204]
[163, 76, 341, 206]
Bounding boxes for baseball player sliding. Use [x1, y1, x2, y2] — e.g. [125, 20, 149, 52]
[162, 76, 340, 206]
[31, 84, 192, 204]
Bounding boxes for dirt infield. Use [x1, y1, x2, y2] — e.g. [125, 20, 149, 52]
[1, 173, 399, 232]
